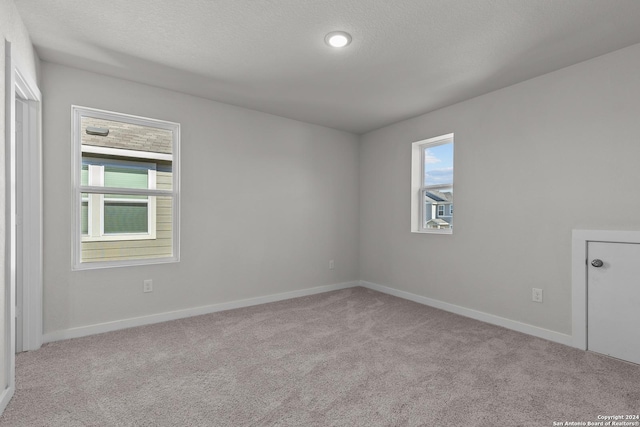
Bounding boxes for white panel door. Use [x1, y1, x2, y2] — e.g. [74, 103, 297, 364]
[588, 241, 640, 364]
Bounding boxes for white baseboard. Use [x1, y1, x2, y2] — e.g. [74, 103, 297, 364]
[359, 280, 573, 346]
[43, 281, 359, 343]
[41, 279, 573, 347]
[0, 385, 14, 416]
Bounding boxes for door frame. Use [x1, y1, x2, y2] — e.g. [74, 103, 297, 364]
[571, 229, 640, 351]
[1, 40, 42, 414]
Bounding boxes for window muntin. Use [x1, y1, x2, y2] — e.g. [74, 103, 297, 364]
[72, 106, 180, 269]
[411, 134, 454, 234]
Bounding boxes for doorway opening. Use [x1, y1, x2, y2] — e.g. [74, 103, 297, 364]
[2, 41, 42, 414]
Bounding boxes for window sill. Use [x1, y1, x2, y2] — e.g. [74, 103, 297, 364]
[82, 233, 156, 242]
[73, 255, 179, 271]
[412, 229, 453, 235]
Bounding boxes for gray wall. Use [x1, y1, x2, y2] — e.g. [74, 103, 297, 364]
[42, 62, 359, 335]
[21, 12, 640, 348]
[1, 0, 39, 391]
[359, 42, 640, 335]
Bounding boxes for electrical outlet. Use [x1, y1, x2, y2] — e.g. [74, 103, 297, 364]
[532, 288, 543, 303]
[143, 279, 153, 293]
[329, 260, 335, 270]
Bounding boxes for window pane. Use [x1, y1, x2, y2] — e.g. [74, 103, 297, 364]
[424, 187, 453, 230]
[81, 196, 173, 263]
[81, 165, 88, 186]
[81, 194, 88, 235]
[81, 116, 173, 191]
[424, 142, 453, 186]
[104, 166, 148, 189]
[104, 199, 149, 234]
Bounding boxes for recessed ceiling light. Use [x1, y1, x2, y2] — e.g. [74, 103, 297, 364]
[325, 31, 352, 48]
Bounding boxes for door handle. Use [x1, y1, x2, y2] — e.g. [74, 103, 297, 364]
[591, 259, 604, 268]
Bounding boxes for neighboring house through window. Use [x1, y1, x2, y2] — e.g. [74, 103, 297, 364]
[410, 133, 454, 233]
[81, 158, 157, 240]
[73, 106, 180, 269]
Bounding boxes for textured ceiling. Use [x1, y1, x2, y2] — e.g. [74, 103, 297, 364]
[15, 0, 640, 134]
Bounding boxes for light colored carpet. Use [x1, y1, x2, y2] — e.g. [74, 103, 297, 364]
[1, 287, 638, 426]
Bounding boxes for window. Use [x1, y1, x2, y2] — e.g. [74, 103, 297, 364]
[82, 158, 156, 240]
[73, 106, 180, 269]
[411, 133, 454, 234]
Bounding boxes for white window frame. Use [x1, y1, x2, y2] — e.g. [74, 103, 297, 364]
[410, 133, 454, 234]
[81, 157, 157, 242]
[437, 204, 445, 217]
[72, 106, 180, 270]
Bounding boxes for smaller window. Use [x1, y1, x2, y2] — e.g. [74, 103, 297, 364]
[81, 158, 157, 241]
[411, 134, 454, 234]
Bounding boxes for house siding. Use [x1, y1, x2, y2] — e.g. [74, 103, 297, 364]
[82, 117, 173, 154]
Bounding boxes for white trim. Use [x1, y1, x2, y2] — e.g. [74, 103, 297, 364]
[4, 38, 16, 408]
[571, 229, 640, 350]
[13, 59, 40, 101]
[0, 385, 15, 416]
[43, 281, 360, 343]
[359, 280, 573, 346]
[416, 133, 455, 148]
[82, 234, 154, 243]
[82, 144, 173, 162]
[73, 255, 179, 271]
[80, 186, 171, 196]
[410, 140, 422, 231]
[87, 164, 102, 238]
[15, 98, 26, 353]
[3, 41, 43, 417]
[147, 169, 157, 240]
[41, 278, 575, 349]
[73, 105, 180, 130]
[15, 50, 43, 354]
